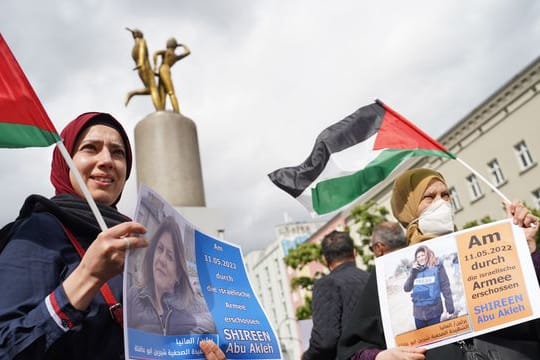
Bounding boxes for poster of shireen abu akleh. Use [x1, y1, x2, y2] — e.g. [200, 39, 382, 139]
[376, 219, 540, 350]
[123, 185, 281, 359]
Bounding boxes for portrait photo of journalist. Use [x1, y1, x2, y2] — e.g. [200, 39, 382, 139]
[404, 245, 455, 330]
[127, 216, 216, 335]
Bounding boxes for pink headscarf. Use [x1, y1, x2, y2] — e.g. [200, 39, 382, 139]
[50, 112, 132, 206]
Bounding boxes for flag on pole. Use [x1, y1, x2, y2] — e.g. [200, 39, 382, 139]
[268, 100, 456, 215]
[0, 34, 107, 231]
[0, 34, 60, 148]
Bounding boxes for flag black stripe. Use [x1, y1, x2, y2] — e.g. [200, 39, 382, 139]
[268, 102, 385, 198]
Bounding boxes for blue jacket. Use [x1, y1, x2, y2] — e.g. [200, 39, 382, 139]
[403, 262, 454, 321]
[0, 212, 124, 359]
[410, 265, 442, 307]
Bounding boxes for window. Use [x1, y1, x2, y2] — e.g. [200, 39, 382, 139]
[466, 174, 483, 200]
[514, 141, 534, 170]
[487, 159, 505, 186]
[268, 286, 274, 303]
[255, 274, 261, 292]
[532, 189, 540, 209]
[449, 186, 462, 212]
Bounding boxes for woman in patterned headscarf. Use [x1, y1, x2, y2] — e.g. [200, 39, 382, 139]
[339, 167, 540, 360]
[390, 168, 451, 244]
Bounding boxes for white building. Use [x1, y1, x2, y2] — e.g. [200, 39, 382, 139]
[366, 55, 540, 226]
[244, 221, 324, 360]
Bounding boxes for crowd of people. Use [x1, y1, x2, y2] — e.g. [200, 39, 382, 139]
[0, 111, 538, 360]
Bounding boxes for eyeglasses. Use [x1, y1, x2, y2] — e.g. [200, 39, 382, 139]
[368, 243, 377, 253]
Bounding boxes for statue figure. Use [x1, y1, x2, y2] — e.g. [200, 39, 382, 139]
[125, 28, 161, 110]
[153, 37, 191, 113]
[125, 30, 190, 113]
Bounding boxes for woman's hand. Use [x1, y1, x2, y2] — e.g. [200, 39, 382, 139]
[375, 346, 426, 360]
[505, 202, 538, 253]
[199, 340, 226, 360]
[64, 221, 147, 310]
[80, 221, 147, 281]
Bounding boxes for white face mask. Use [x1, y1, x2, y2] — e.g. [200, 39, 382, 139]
[418, 198, 455, 236]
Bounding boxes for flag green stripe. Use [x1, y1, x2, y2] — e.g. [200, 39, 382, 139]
[0, 122, 60, 148]
[311, 149, 452, 214]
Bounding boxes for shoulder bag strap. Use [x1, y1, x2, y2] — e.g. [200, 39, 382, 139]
[61, 224, 123, 327]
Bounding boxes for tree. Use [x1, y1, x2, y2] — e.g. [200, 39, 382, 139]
[283, 242, 322, 271]
[348, 201, 390, 272]
[282, 243, 323, 320]
[527, 206, 540, 247]
[462, 215, 495, 229]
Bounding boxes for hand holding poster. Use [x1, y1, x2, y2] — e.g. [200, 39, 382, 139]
[124, 185, 281, 359]
[376, 219, 540, 349]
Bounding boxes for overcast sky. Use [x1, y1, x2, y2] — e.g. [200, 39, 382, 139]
[1, 0, 540, 253]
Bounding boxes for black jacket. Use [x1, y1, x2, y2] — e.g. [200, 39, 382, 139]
[0, 195, 130, 359]
[303, 262, 369, 360]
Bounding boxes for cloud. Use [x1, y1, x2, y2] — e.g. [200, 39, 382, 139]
[2, 0, 540, 253]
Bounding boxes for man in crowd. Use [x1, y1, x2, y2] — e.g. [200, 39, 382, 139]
[369, 221, 408, 257]
[302, 231, 369, 359]
[337, 221, 407, 360]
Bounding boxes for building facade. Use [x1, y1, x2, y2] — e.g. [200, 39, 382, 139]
[368, 56, 540, 227]
[244, 221, 324, 360]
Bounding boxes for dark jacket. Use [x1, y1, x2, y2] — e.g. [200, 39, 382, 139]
[127, 286, 198, 335]
[0, 212, 124, 359]
[403, 262, 454, 321]
[337, 272, 465, 360]
[303, 261, 369, 360]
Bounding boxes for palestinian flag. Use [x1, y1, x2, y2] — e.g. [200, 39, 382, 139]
[268, 100, 456, 215]
[0, 34, 60, 148]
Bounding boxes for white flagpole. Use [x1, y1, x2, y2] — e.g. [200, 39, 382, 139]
[455, 157, 511, 204]
[56, 140, 108, 232]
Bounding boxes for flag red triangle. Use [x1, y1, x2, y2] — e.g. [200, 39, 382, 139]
[373, 100, 450, 154]
[0, 33, 58, 134]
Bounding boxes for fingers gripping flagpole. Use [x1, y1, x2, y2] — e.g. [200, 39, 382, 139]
[455, 157, 511, 205]
[56, 140, 108, 232]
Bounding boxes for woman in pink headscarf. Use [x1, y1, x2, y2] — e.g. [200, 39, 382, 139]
[0, 113, 225, 360]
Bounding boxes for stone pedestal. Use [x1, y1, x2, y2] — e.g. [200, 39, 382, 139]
[135, 111, 206, 207]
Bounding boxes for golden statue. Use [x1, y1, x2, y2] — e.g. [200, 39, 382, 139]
[125, 30, 190, 113]
[153, 38, 191, 113]
[125, 28, 161, 110]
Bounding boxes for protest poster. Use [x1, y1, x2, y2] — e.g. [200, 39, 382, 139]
[376, 219, 540, 349]
[124, 184, 281, 359]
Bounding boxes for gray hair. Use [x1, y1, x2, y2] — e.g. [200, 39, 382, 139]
[371, 221, 407, 251]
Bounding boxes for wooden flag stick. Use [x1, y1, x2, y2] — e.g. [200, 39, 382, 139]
[455, 157, 511, 204]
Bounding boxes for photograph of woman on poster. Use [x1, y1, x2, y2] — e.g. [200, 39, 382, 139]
[127, 216, 216, 335]
[403, 245, 455, 329]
